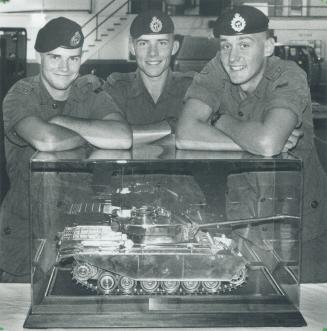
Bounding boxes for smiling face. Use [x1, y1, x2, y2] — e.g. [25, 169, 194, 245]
[130, 33, 179, 80]
[40, 46, 81, 97]
[219, 32, 274, 93]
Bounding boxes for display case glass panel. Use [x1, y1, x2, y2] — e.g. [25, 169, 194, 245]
[25, 147, 306, 328]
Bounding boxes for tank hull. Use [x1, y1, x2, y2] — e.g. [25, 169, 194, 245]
[57, 224, 248, 295]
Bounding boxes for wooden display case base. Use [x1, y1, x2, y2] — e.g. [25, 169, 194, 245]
[24, 288, 306, 328]
[24, 308, 306, 328]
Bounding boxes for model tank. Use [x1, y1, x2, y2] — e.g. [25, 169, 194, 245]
[56, 206, 248, 296]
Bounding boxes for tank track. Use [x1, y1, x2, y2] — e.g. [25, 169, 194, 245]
[71, 262, 247, 296]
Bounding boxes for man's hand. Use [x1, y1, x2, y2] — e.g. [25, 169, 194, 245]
[282, 128, 304, 152]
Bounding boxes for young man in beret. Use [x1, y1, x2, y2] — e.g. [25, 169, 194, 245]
[0, 17, 132, 282]
[176, 5, 327, 282]
[104, 10, 194, 144]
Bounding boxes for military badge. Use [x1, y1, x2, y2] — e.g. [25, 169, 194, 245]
[231, 13, 246, 32]
[150, 16, 163, 33]
[70, 31, 81, 47]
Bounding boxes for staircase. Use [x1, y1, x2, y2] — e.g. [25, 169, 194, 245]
[81, 0, 131, 63]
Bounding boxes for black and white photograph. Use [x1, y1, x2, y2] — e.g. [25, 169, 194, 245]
[0, 0, 326, 330]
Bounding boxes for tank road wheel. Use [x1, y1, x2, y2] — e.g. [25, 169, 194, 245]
[161, 281, 180, 294]
[140, 280, 159, 293]
[72, 262, 98, 283]
[230, 268, 247, 287]
[97, 272, 118, 295]
[181, 281, 200, 293]
[202, 281, 221, 293]
[118, 276, 136, 294]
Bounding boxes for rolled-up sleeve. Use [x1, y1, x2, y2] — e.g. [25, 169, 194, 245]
[184, 56, 226, 112]
[265, 67, 309, 127]
[3, 86, 39, 146]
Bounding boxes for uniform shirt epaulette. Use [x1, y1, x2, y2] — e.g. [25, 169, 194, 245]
[10, 79, 34, 95]
[107, 72, 136, 87]
[266, 56, 305, 81]
[75, 74, 104, 93]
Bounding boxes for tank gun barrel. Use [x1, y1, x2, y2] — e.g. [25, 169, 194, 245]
[198, 214, 300, 229]
[186, 214, 300, 239]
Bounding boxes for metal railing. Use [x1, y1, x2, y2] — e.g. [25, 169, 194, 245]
[82, 0, 129, 42]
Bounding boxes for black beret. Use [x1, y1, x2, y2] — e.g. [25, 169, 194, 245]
[35, 17, 84, 52]
[130, 10, 174, 39]
[213, 6, 269, 37]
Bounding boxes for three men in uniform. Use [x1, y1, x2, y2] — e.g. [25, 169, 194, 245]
[0, 7, 326, 284]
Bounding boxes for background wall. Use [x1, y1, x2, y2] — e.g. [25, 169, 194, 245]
[1, 1, 327, 66]
[88, 15, 327, 60]
[0, 0, 91, 12]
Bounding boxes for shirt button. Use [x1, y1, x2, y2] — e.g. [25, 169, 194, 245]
[238, 111, 244, 117]
[52, 103, 57, 109]
[311, 200, 319, 208]
[3, 226, 11, 235]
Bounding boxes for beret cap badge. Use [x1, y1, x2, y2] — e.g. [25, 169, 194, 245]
[70, 31, 82, 47]
[150, 16, 163, 33]
[130, 10, 174, 39]
[231, 13, 246, 32]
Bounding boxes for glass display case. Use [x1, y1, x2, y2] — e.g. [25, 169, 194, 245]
[24, 145, 306, 328]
